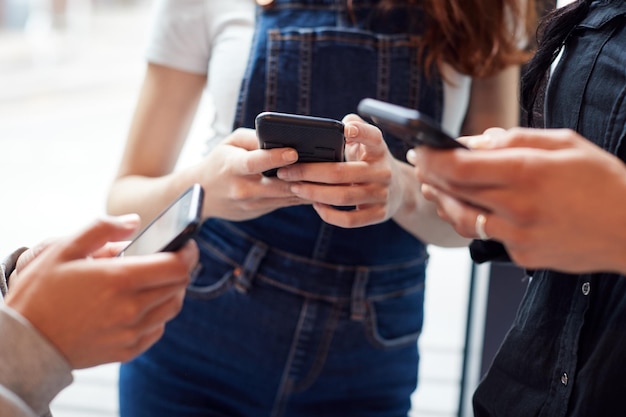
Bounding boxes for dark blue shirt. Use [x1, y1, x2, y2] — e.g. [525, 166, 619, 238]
[473, 1, 626, 415]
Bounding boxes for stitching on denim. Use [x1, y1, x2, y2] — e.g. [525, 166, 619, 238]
[377, 36, 390, 101]
[292, 301, 343, 392]
[232, 6, 263, 129]
[365, 299, 422, 349]
[267, 30, 280, 111]
[210, 220, 429, 270]
[298, 32, 312, 114]
[270, 299, 314, 417]
[350, 268, 369, 321]
[234, 243, 268, 293]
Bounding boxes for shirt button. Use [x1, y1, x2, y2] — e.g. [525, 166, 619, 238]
[561, 372, 569, 386]
[582, 282, 590, 296]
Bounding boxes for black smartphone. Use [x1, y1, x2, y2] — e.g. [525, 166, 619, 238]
[255, 111, 346, 176]
[357, 98, 468, 149]
[118, 183, 204, 257]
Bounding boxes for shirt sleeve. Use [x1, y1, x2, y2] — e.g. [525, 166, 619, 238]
[0, 307, 73, 417]
[144, 0, 211, 74]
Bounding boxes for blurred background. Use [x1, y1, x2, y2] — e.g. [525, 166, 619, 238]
[0, 1, 475, 416]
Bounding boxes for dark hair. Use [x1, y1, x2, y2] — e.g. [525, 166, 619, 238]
[521, 0, 592, 126]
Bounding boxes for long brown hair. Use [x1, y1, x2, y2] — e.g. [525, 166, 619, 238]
[349, 0, 538, 78]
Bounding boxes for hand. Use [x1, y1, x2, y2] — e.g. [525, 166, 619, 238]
[275, 114, 406, 228]
[5, 214, 199, 369]
[193, 128, 309, 220]
[408, 127, 626, 274]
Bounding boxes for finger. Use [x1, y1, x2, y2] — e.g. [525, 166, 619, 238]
[58, 214, 141, 260]
[223, 127, 299, 175]
[483, 128, 582, 151]
[108, 240, 199, 289]
[278, 160, 383, 185]
[312, 203, 385, 228]
[343, 118, 387, 157]
[422, 187, 488, 239]
[117, 325, 166, 364]
[413, 145, 544, 189]
[290, 182, 383, 207]
[128, 287, 186, 330]
[412, 130, 586, 190]
[463, 128, 507, 149]
[92, 241, 131, 258]
[222, 128, 259, 151]
[425, 186, 521, 243]
[235, 147, 299, 176]
[15, 239, 56, 271]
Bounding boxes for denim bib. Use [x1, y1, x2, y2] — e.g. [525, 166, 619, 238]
[222, 0, 443, 265]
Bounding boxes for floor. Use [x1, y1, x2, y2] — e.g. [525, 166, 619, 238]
[0, 2, 475, 416]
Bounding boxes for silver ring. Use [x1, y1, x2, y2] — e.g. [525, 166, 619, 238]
[475, 213, 489, 240]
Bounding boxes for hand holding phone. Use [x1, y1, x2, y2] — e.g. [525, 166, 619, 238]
[357, 98, 468, 150]
[256, 111, 346, 176]
[118, 184, 204, 257]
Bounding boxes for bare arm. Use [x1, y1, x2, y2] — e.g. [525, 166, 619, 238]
[106, 63, 207, 227]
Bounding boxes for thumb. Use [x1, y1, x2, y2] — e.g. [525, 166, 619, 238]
[59, 214, 141, 260]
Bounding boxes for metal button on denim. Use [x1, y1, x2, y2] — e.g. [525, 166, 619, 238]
[561, 372, 569, 386]
[582, 282, 591, 296]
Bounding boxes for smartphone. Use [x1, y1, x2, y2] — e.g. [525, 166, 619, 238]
[255, 111, 346, 176]
[118, 183, 204, 257]
[357, 98, 468, 149]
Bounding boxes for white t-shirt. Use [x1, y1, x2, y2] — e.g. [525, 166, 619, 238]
[145, 0, 471, 149]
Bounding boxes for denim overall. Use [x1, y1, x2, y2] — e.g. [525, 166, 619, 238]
[120, 1, 444, 416]
[473, 1, 626, 416]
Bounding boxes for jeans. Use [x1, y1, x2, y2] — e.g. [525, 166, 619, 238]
[120, 220, 426, 417]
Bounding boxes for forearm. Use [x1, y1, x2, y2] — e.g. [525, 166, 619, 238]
[106, 63, 207, 228]
[0, 308, 72, 417]
[462, 65, 521, 135]
[106, 169, 200, 230]
[392, 162, 471, 247]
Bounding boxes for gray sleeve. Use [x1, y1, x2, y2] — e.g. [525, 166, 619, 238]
[0, 385, 37, 417]
[1, 247, 28, 298]
[0, 307, 73, 417]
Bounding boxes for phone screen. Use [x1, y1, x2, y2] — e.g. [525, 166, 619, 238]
[118, 184, 204, 257]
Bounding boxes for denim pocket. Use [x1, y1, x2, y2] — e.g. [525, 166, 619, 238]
[364, 285, 424, 349]
[186, 239, 238, 300]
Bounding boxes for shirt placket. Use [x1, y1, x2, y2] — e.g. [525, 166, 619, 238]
[542, 276, 592, 417]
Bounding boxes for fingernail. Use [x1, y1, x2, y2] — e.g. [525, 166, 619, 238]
[276, 168, 289, 180]
[282, 149, 298, 162]
[290, 184, 300, 194]
[111, 213, 141, 228]
[406, 149, 417, 164]
[347, 125, 358, 138]
[467, 136, 495, 149]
